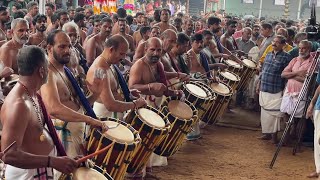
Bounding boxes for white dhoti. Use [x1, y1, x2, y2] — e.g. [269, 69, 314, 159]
[259, 91, 284, 134]
[5, 148, 56, 180]
[93, 102, 124, 120]
[314, 110, 320, 173]
[280, 89, 306, 118]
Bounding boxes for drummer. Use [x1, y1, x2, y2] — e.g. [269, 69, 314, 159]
[40, 30, 106, 158]
[86, 35, 146, 120]
[1, 46, 78, 179]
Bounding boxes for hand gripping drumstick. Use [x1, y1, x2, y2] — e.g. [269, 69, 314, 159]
[2, 141, 17, 154]
[76, 142, 115, 164]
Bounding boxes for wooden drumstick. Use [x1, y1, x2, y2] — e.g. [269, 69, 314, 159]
[2, 141, 17, 154]
[76, 142, 115, 164]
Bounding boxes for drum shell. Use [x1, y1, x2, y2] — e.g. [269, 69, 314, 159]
[154, 96, 198, 157]
[224, 59, 243, 76]
[59, 165, 114, 180]
[237, 59, 257, 91]
[86, 117, 140, 180]
[218, 70, 240, 92]
[202, 82, 233, 124]
[125, 106, 170, 174]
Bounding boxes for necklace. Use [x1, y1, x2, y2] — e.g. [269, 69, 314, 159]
[142, 58, 157, 82]
[18, 81, 46, 142]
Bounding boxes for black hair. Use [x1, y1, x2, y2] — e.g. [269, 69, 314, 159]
[75, 7, 85, 13]
[13, 10, 26, 19]
[57, 10, 68, 19]
[32, 14, 47, 26]
[126, 15, 133, 25]
[45, 2, 55, 10]
[18, 46, 46, 76]
[177, 33, 190, 45]
[74, 13, 85, 23]
[160, 8, 171, 16]
[47, 29, 63, 45]
[287, 28, 295, 38]
[174, 18, 182, 24]
[50, 13, 59, 23]
[101, 17, 113, 24]
[261, 23, 272, 30]
[140, 26, 151, 36]
[226, 20, 237, 27]
[191, 33, 203, 42]
[202, 30, 213, 37]
[117, 8, 127, 18]
[135, 12, 144, 18]
[207, 16, 221, 26]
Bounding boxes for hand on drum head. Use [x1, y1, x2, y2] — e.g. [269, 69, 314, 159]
[222, 54, 230, 60]
[134, 98, 147, 108]
[88, 118, 109, 132]
[150, 83, 167, 96]
[130, 89, 141, 99]
[50, 156, 78, 174]
[178, 73, 190, 82]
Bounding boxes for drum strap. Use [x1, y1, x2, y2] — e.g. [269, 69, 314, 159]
[112, 65, 132, 102]
[214, 34, 224, 53]
[199, 52, 211, 79]
[37, 94, 67, 156]
[157, 62, 168, 86]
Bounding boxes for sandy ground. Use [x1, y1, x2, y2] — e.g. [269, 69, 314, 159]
[149, 108, 315, 180]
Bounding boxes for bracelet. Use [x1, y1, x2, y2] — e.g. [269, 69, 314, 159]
[47, 156, 51, 167]
[132, 101, 136, 109]
[148, 84, 151, 92]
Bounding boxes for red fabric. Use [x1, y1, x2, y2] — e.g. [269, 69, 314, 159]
[157, 62, 168, 86]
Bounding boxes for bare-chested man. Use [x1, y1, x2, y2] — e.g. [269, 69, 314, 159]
[87, 35, 146, 119]
[133, 16, 149, 47]
[45, 2, 55, 25]
[183, 19, 194, 37]
[154, 8, 177, 33]
[24, 1, 39, 32]
[46, 12, 59, 33]
[117, 18, 135, 59]
[0, 18, 29, 74]
[28, 14, 47, 48]
[0, 6, 10, 47]
[133, 26, 160, 62]
[1, 46, 78, 179]
[220, 20, 240, 53]
[40, 30, 105, 157]
[73, 13, 86, 45]
[86, 17, 112, 66]
[169, 32, 191, 74]
[83, 18, 101, 49]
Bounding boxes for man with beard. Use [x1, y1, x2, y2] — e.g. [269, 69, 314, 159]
[154, 8, 177, 33]
[256, 35, 291, 143]
[133, 26, 161, 62]
[86, 35, 146, 120]
[62, 22, 85, 77]
[83, 17, 101, 49]
[133, 16, 149, 47]
[202, 30, 220, 64]
[0, 6, 10, 47]
[28, 14, 47, 48]
[1, 46, 78, 180]
[57, 10, 70, 30]
[169, 32, 191, 74]
[40, 30, 106, 159]
[117, 18, 135, 60]
[183, 19, 194, 37]
[235, 27, 256, 54]
[207, 16, 242, 64]
[46, 12, 59, 33]
[86, 17, 113, 66]
[251, 24, 264, 47]
[129, 37, 183, 178]
[0, 18, 29, 74]
[45, 2, 55, 25]
[174, 17, 183, 32]
[73, 13, 86, 45]
[220, 20, 241, 53]
[24, 1, 39, 32]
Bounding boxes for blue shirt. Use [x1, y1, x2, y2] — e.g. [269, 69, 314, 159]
[315, 72, 320, 110]
[260, 51, 291, 93]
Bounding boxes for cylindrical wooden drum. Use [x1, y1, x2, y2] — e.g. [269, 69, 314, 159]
[218, 70, 240, 91]
[86, 118, 140, 180]
[59, 165, 113, 180]
[224, 59, 243, 76]
[125, 106, 170, 174]
[155, 96, 198, 157]
[203, 82, 233, 124]
[237, 59, 257, 90]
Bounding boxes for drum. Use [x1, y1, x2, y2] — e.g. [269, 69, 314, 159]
[218, 70, 240, 91]
[224, 59, 243, 76]
[59, 165, 113, 180]
[237, 59, 257, 90]
[203, 82, 233, 124]
[86, 117, 140, 180]
[155, 96, 198, 156]
[125, 106, 170, 174]
[182, 81, 214, 120]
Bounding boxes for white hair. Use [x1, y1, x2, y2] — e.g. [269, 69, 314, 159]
[11, 18, 29, 30]
[62, 21, 80, 36]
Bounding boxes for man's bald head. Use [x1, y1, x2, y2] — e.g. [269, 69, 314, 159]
[104, 35, 129, 64]
[161, 29, 176, 39]
[105, 34, 129, 50]
[145, 37, 163, 63]
[161, 29, 177, 52]
[146, 37, 162, 48]
[242, 27, 252, 41]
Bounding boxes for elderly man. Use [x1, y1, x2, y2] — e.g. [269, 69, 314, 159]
[1, 46, 78, 180]
[87, 35, 146, 120]
[40, 30, 105, 158]
[280, 40, 313, 117]
[258, 23, 275, 61]
[236, 27, 256, 54]
[257, 35, 291, 143]
[0, 18, 29, 74]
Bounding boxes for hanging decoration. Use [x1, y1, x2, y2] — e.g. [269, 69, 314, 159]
[123, 0, 135, 15]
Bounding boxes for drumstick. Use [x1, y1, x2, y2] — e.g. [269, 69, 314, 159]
[2, 141, 16, 154]
[76, 142, 115, 164]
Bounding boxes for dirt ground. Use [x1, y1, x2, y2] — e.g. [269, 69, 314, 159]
[149, 108, 315, 180]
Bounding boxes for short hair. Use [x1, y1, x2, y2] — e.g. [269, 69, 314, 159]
[58, 10, 68, 19]
[26, 1, 38, 11]
[151, 25, 160, 31]
[294, 32, 307, 42]
[261, 23, 272, 30]
[32, 14, 46, 26]
[12, 10, 26, 19]
[153, 9, 161, 22]
[202, 30, 213, 37]
[126, 15, 133, 25]
[104, 35, 129, 49]
[287, 28, 296, 38]
[101, 17, 112, 24]
[112, 14, 118, 21]
[299, 40, 312, 49]
[207, 16, 221, 26]
[274, 35, 286, 44]
[252, 24, 261, 29]
[161, 29, 176, 39]
[177, 12, 184, 17]
[135, 12, 144, 18]
[47, 29, 64, 45]
[174, 18, 182, 24]
[177, 33, 190, 45]
[51, 13, 59, 23]
[0, 5, 6, 12]
[45, 2, 55, 10]
[191, 33, 203, 42]
[117, 8, 127, 18]
[12, 3, 22, 10]
[75, 7, 85, 13]
[62, 21, 79, 35]
[140, 26, 151, 36]
[276, 28, 288, 37]
[160, 8, 171, 15]
[17, 46, 46, 76]
[73, 13, 85, 23]
[118, 18, 127, 23]
[226, 20, 237, 27]
[11, 18, 28, 30]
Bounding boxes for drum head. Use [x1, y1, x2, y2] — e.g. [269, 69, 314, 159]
[103, 121, 134, 143]
[185, 84, 207, 98]
[168, 100, 193, 119]
[248, 46, 259, 62]
[242, 59, 256, 68]
[138, 108, 165, 128]
[220, 71, 239, 81]
[225, 59, 241, 68]
[73, 167, 109, 180]
[211, 83, 231, 95]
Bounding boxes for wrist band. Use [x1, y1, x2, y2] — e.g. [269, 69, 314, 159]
[47, 156, 51, 167]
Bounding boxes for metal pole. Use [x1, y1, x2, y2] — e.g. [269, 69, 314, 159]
[258, 0, 263, 19]
[223, 0, 226, 10]
[39, 0, 45, 15]
[204, 0, 207, 14]
[297, 0, 302, 19]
